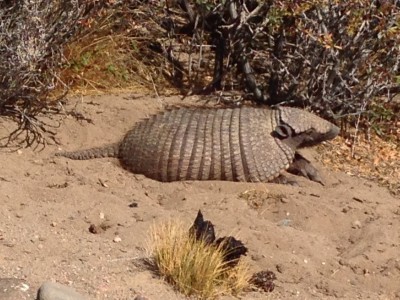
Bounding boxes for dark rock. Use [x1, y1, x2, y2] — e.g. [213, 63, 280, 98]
[134, 295, 149, 300]
[189, 210, 248, 267]
[37, 281, 89, 300]
[189, 210, 216, 244]
[250, 270, 277, 292]
[215, 236, 248, 266]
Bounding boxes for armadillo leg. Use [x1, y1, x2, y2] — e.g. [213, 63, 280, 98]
[270, 174, 299, 186]
[287, 152, 324, 185]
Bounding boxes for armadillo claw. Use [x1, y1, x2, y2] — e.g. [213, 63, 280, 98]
[270, 174, 299, 186]
[287, 153, 324, 185]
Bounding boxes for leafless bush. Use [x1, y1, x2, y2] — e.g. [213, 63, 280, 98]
[0, 0, 106, 146]
[153, 0, 400, 121]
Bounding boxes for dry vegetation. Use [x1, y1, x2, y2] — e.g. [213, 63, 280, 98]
[318, 131, 400, 196]
[1, 1, 399, 122]
[148, 220, 251, 299]
[0, 1, 108, 145]
[58, 3, 171, 96]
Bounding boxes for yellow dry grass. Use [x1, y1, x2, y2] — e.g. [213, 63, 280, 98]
[148, 220, 251, 299]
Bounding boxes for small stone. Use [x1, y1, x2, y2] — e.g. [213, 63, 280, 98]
[277, 219, 292, 227]
[349, 280, 357, 286]
[17, 150, 23, 155]
[89, 224, 101, 234]
[276, 264, 285, 273]
[113, 236, 122, 243]
[98, 179, 108, 188]
[352, 220, 362, 229]
[37, 281, 88, 300]
[134, 296, 149, 300]
[251, 254, 263, 261]
[280, 197, 289, 203]
[339, 259, 348, 266]
[250, 270, 276, 292]
[99, 212, 105, 219]
[51, 222, 57, 227]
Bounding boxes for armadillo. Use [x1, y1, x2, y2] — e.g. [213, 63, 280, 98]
[56, 106, 339, 183]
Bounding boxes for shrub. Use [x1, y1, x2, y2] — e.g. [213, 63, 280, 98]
[0, 0, 106, 145]
[156, 0, 400, 121]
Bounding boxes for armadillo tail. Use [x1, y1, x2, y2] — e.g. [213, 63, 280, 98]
[55, 142, 120, 160]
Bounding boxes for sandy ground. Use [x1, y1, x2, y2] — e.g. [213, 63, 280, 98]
[0, 93, 399, 300]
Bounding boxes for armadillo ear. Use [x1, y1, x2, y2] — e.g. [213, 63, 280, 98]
[272, 124, 294, 139]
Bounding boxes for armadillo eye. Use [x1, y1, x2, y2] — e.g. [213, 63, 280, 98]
[273, 124, 293, 139]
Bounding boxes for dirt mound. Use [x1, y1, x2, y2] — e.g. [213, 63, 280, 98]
[0, 94, 399, 299]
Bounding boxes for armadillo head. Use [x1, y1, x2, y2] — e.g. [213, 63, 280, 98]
[275, 107, 340, 149]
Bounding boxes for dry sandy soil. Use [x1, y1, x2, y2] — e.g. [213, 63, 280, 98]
[0, 93, 399, 300]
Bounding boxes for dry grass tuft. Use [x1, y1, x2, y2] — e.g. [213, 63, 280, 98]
[148, 220, 251, 299]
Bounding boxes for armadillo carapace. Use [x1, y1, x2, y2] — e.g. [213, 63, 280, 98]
[56, 106, 339, 182]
